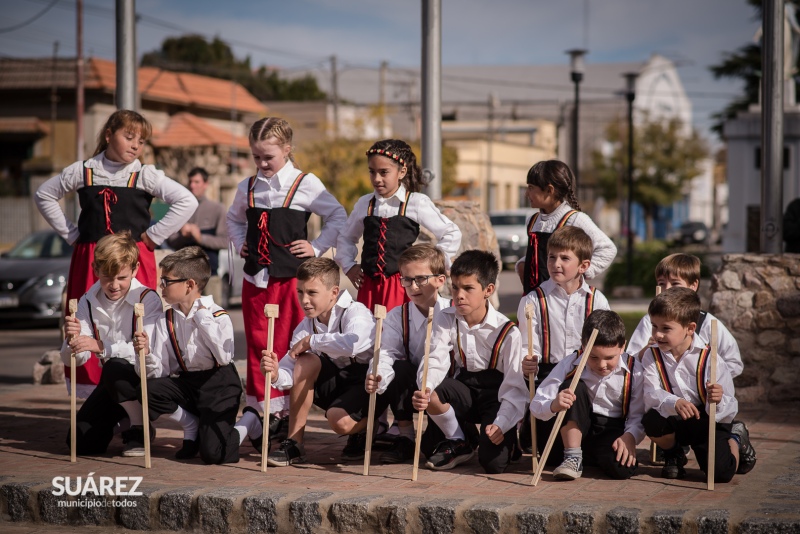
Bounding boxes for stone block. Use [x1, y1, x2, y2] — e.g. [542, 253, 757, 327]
[289, 491, 332, 534]
[742, 271, 763, 289]
[719, 270, 741, 290]
[754, 290, 774, 310]
[757, 330, 785, 348]
[1, 481, 38, 522]
[755, 310, 785, 329]
[329, 495, 377, 533]
[563, 504, 596, 534]
[418, 499, 460, 534]
[33, 349, 65, 385]
[375, 496, 418, 534]
[606, 506, 640, 534]
[159, 487, 199, 531]
[739, 517, 800, 533]
[199, 488, 249, 534]
[38, 486, 69, 525]
[75, 495, 113, 526]
[464, 502, 509, 534]
[117, 485, 157, 531]
[243, 491, 284, 534]
[776, 292, 800, 317]
[710, 291, 736, 319]
[764, 275, 793, 293]
[650, 509, 685, 534]
[517, 506, 551, 534]
[732, 311, 754, 331]
[696, 509, 728, 534]
[736, 290, 754, 309]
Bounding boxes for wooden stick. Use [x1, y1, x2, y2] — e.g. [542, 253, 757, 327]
[411, 307, 436, 481]
[650, 285, 662, 464]
[363, 305, 387, 476]
[524, 304, 538, 473]
[68, 299, 78, 463]
[134, 303, 151, 469]
[707, 320, 718, 491]
[262, 304, 279, 473]
[531, 328, 599, 486]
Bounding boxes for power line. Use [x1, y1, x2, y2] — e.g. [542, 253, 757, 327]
[0, 0, 60, 33]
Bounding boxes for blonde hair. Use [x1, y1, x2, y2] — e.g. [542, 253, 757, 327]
[159, 246, 211, 291]
[297, 257, 340, 288]
[92, 231, 139, 276]
[655, 253, 701, 287]
[547, 226, 593, 263]
[398, 244, 446, 276]
[93, 110, 152, 157]
[249, 117, 294, 162]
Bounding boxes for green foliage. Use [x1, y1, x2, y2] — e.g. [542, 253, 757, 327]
[589, 115, 709, 240]
[618, 311, 647, 339]
[141, 34, 326, 102]
[603, 241, 670, 298]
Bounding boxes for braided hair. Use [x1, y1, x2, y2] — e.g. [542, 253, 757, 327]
[366, 139, 426, 193]
[249, 117, 295, 163]
[526, 160, 581, 211]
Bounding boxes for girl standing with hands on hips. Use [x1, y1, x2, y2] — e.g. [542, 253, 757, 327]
[335, 139, 461, 312]
[517, 160, 616, 295]
[35, 110, 196, 397]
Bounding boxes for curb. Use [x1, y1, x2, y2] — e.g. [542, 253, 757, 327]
[3, 479, 800, 533]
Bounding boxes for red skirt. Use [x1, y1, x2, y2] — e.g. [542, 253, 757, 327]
[242, 277, 305, 414]
[65, 241, 157, 388]
[357, 272, 409, 313]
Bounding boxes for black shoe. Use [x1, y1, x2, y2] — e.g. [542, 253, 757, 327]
[266, 438, 306, 467]
[269, 413, 289, 443]
[425, 439, 474, 471]
[379, 436, 415, 464]
[661, 446, 688, 479]
[240, 407, 266, 453]
[731, 421, 757, 474]
[373, 422, 398, 447]
[341, 432, 367, 461]
[175, 439, 200, 459]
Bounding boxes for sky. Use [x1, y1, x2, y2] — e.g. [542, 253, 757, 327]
[1, 0, 759, 143]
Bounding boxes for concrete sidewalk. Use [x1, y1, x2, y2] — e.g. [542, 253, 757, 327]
[1, 382, 799, 533]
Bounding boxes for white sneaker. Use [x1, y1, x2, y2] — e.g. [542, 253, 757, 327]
[553, 456, 583, 480]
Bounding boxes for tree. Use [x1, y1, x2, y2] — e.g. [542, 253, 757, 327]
[590, 115, 709, 240]
[141, 34, 326, 101]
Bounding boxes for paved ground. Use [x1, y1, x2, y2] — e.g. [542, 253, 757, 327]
[1, 380, 798, 533]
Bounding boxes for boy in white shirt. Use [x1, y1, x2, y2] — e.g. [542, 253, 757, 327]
[260, 258, 375, 466]
[63, 232, 162, 456]
[530, 310, 643, 480]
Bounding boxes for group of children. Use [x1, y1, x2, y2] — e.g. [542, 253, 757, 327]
[43, 109, 755, 484]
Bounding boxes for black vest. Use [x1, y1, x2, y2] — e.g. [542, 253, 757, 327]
[522, 209, 578, 294]
[76, 162, 153, 243]
[243, 173, 311, 279]
[361, 191, 420, 277]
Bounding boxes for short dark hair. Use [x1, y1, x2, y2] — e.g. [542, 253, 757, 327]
[188, 167, 209, 183]
[450, 249, 498, 289]
[160, 246, 211, 291]
[581, 310, 626, 348]
[648, 287, 701, 326]
[296, 257, 340, 288]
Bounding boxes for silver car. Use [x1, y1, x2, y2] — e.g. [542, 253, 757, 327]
[489, 209, 538, 269]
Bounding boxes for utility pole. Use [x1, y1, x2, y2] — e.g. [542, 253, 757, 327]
[761, 0, 784, 253]
[379, 60, 387, 137]
[421, 0, 442, 200]
[116, 0, 138, 110]
[75, 0, 84, 221]
[486, 92, 498, 210]
[330, 55, 339, 137]
[50, 41, 59, 168]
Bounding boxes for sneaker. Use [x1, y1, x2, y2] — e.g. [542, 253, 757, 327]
[266, 438, 306, 467]
[661, 447, 688, 479]
[553, 456, 583, 480]
[373, 422, 398, 447]
[379, 436, 415, 464]
[122, 425, 146, 457]
[341, 432, 367, 461]
[731, 421, 757, 474]
[175, 439, 200, 460]
[425, 439, 474, 471]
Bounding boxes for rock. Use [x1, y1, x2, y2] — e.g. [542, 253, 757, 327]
[719, 270, 741, 290]
[776, 292, 800, 318]
[290, 492, 332, 534]
[710, 291, 737, 320]
[770, 366, 800, 385]
[75, 495, 113, 526]
[464, 502, 509, 534]
[159, 487, 199, 531]
[199, 488, 249, 534]
[736, 291, 754, 309]
[651, 509, 685, 534]
[562, 504, 596, 534]
[375, 497, 418, 534]
[763, 275, 792, 293]
[329, 496, 376, 533]
[606, 506, 640, 534]
[754, 291, 775, 310]
[243, 492, 283, 534]
[418, 499, 460, 534]
[118, 485, 157, 531]
[697, 509, 728, 534]
[739, 517, 800, 533]
[33, 350, 64, 385]
[757, 330, 785, 349]
[1, 481, 39, 522]
[742, 271, 763, 289]
[732, 311, 754, 331]
[517, 506, 551, 534]
[755, 310, 785, 330]
[38, 487, 70, 525]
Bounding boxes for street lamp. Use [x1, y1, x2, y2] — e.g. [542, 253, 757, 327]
[623, 72, 638, 287]
[567, 49, 587, 190]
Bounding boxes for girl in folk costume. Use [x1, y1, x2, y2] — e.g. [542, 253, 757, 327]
[35, 110, 197, 395]
[226, 117, 347, 425]
[336, 139, 461, 312]
[516, 160, 616, 295]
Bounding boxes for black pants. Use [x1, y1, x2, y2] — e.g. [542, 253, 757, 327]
[67, 358, 139, 455]
[538, 381, 637, 480]
[421, 369, 516, 474]
[642, 408, 736, 483]
[313, 356, 370, 419]
[334, 358, 417, 424]
[145, 363, 242, 465]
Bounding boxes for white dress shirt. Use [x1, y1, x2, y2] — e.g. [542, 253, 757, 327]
[145, 295, 235, 377]
[516, 278, 610, 368]
[226, 161, 347, 288]
[641, 335, 738, 423]
[373, 295, 452, 394]
[272, 291, 376, 390]
[334, 185, 462, 272]
[530, 350, 646, 444]
[628, 312, 743, 378]
[421, 303, 527, 434]
[35, 153, 197, 246]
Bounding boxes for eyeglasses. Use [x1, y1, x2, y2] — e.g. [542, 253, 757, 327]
[399, 275, 438, 287]
[160, 277, 188, 288]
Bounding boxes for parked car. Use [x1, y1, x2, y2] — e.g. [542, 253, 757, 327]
[489, 208, 538, 269]
[0, 231, 72, 323]
[671, 221, 710, 246]
[217, 246, 244, 308]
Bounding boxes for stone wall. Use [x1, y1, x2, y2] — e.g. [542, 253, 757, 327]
[709, 253, 800, 403]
